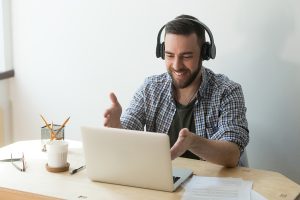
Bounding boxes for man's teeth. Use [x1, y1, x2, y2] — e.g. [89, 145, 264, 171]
[175, 72, 184, 76]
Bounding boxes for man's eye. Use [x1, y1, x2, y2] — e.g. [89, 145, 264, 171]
[183, 55, 192, 59]
[165, 54, 174, 58]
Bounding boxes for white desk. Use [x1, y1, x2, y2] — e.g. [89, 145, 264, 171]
[0, 140, 299, 200]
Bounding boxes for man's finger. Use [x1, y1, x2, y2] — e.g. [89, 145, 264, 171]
[170, 148, 177, 160]
[109, 92, 120, 106]
[170, 144, 181, 160]
[103, 109, 110, 117]
[179, 128, 189, 137]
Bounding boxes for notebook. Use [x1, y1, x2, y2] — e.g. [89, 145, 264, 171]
[81, 126, 193, 192]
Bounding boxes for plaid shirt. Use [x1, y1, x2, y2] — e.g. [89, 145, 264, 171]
[121, 67, 249, 153]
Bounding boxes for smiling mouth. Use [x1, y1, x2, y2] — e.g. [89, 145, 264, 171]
[173, 71, 187, 78]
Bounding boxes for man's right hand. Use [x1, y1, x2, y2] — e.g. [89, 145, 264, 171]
[103, 92, 122, 128]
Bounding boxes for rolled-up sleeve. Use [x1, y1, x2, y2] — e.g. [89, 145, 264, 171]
[210, 84, 249, 153]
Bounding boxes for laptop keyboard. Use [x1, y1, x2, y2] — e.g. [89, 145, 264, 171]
[173, 176, 180, 183]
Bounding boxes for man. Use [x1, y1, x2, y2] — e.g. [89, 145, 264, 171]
[104, 15, 249, 167]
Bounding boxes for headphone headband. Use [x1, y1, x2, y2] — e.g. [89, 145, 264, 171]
[156, 18, 216, 60]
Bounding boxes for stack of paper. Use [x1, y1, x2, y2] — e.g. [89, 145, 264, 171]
[182, 176, 267, 200]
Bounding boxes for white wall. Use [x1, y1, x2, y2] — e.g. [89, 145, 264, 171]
[9, 0, 300, 183]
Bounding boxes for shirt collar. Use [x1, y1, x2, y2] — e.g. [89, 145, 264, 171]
[166, 74, 176, 105]
[198, 66, 209, 97]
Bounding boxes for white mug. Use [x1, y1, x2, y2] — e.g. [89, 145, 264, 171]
[46, 140, 68, 168]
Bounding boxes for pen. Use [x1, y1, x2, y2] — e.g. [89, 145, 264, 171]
[70, 165, 86, 175]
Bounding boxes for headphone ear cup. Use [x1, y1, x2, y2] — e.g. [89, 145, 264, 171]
[161, 42, 165, 60]
[156, 42, 165, 59]
[201, 42, 210, 60]
[156, 42, 161, 58]
[155, 43, 160, 58]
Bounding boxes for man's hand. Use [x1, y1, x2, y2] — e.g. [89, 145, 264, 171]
[170, 128, 195, 160]
[103, 92, 122, 128]
[170, 128, 240, 167]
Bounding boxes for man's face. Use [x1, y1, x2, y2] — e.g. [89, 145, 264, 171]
[164, 33, 202, 89]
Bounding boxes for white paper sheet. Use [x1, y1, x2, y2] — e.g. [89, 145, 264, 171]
[182, 176, 253, 200]
[251, 189, 268, 200]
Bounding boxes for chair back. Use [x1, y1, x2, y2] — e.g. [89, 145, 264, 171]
[239, 150, 249, 167]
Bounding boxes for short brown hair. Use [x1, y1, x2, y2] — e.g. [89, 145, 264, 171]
[165, 14, 206, 47]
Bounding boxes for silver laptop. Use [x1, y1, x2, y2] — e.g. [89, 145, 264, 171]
[81, 126, 193, 192]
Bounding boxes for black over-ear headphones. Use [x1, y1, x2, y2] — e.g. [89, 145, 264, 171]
[156, 18, 216, 60]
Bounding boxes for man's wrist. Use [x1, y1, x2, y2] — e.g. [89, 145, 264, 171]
[117, 121, 123, 129]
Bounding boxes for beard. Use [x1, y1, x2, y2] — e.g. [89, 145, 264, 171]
[168, 65, 201, 89]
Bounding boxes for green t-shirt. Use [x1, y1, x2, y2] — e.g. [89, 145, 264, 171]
[168, 99, 199, 160]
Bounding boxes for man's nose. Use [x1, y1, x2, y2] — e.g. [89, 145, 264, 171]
[173, 57, 183, 70]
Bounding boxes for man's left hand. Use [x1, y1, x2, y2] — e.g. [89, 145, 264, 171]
[170, 128, 195, 160]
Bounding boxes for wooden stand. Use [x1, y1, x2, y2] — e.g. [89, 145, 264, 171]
[46, 162, 70, 173]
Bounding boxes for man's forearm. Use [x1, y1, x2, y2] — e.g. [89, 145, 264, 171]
[190, 135, 240, 167]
